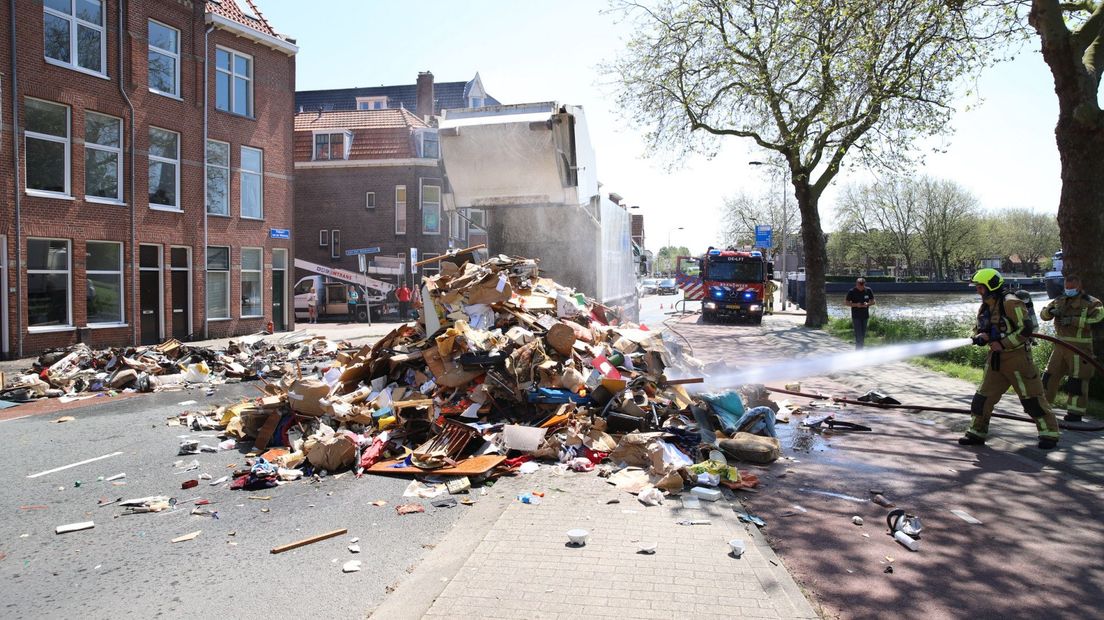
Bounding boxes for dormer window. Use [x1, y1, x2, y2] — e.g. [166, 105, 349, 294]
[469, 97, 483, 108]
[356, 96, 388, 110]
[313, 130, 352, 161]
[417, 129, 439, 159]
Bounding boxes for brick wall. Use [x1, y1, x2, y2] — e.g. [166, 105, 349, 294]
[1, 0, 296, 357]
[293, 162, 451, 285]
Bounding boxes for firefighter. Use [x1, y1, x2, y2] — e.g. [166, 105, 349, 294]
[959, 268, 1061, 450]
[1040, 274, 1104, 422]
[764, 279, 777, 315]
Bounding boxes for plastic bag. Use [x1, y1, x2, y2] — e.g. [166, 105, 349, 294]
[637, 485, 665, 506]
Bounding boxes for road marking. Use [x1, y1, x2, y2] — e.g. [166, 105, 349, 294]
[0, 415, 32, 424]
[26, 451, 124, 479]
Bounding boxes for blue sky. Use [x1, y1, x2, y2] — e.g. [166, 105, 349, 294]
[259, 1, 1062, 255]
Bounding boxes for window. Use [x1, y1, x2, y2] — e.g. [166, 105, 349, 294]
[27, 238, 71, 328]
[84, 111, 122, 202]
[215, 47, 253, 116]
[470, 97, 483, 108]
[419, 130, 440, 159]
[312, 131, 351, 161]
[356, 96, 387, 110]
[86, 241, 123, 324]
[365, 192, 375, 210]
[319, 229, 329, 247]
[395, 185, 407, 235]
[240, 146, 263, 218]
[469, 208, 486, 231]
[240, 248, 262, 317]
[206, 140, 229, 215]
[24, 98, 70, 196]
[206, 246, 230, 319]
[422, 183, 442, 235]
[422, 253, 440, 277]
[330, 230, 341, 259]
[148, 127, 180, 209]
[43, 0, 105, 75]
[147, 20, 180, 97]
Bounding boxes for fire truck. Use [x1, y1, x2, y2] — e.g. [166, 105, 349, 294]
[676, 249, 773, 324]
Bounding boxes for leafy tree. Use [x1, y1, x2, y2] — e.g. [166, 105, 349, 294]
[1028, 2, 1104, 297]
[837, 179, 921, 276]
[609, 0, 1013, 326]
[654, 245, 691, 274]
[720, 190, 798, 259]
[916, 178, 980, 281]
[993, 208, 1060, 275]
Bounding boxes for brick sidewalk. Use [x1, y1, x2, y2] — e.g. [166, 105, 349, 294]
[388, 468, 816, 619]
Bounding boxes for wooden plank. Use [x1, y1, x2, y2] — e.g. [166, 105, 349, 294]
[367, 454, 506, 476]
[270, 528, 348, 555]
[413, 244, 486, 267]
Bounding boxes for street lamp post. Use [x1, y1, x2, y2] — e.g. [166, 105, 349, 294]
[666, 227, 684, 275]
[749, 161, 788, 310]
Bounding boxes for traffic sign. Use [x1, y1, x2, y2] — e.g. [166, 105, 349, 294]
[754, 225, 773, 248]
[345, 247, 381, 256]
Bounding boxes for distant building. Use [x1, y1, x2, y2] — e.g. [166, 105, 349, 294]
[1, 0, 297, 357]
[293, 72, 498, 283]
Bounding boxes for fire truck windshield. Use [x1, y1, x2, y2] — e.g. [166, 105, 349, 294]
[708, 260, 763, 282]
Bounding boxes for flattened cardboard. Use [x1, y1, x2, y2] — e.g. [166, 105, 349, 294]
[367, 454, 506, 476]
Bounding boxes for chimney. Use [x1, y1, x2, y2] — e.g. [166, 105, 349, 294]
[416, 71, 435, 119]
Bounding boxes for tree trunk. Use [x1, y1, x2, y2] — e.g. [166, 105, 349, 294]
[1054, 123, 1104, 297]
[793, 180, 828, 327]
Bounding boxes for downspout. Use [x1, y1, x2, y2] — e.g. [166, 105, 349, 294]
[9, 0, 22, 358]
[203, 25, 214, 338]
[118, 0, 137, 346]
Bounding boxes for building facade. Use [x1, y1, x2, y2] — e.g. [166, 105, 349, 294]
[2, 0, 297, 357]
[293, 72, 497, 285]
[292, 108, 459, 284]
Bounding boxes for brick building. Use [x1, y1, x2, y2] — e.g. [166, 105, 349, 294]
[1, 0, 297, 357]
[292, 72, 499, 286]
[292, 108, 456, 284]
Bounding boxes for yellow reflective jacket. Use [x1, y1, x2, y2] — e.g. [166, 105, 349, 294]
[1041, 292, 1104, 347]
[976, 295, 1029, 352]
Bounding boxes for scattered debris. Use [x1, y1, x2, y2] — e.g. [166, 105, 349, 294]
[342, 560, 363, 573]
[950, 509, 982, 525]
[55, 521, 94, 534]
[171, 530, 202, 543]
[396, 504, 425, 515]
[270, 528, 348, 554]
[852, 516, 864, 526]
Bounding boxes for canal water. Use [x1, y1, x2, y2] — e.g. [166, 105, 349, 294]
[825, 291, 1054, 323]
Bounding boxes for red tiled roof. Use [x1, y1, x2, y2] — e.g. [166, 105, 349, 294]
[293, 108, 428, 131]
[205, 0, 277, 37]
[293, 110, 431, 161]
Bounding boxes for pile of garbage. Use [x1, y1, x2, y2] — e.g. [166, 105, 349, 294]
[182, 252, 783, 499]
[3, 333, 342, 402]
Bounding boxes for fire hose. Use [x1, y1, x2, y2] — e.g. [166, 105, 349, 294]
[764, 333, 1104, 432]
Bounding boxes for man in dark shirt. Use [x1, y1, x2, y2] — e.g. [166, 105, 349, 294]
[845, 278, 876, 349]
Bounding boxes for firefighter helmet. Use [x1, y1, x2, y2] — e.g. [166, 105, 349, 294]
[971, 268, 1004, 292]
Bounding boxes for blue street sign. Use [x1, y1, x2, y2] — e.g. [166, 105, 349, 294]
[754, 225, 773, 248]
[345, 247, 381, 256]
[270, 228, 290, 239]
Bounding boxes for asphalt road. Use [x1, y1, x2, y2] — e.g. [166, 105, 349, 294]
[0, 381, 466, 619]
[638, 291, 685, 328]
[677, 314, 1104, 619]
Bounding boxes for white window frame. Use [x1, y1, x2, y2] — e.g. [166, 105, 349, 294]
[215, 46, 254, 117]
[365, 191, 375, 210]
[240, 146, 263, 219]
[86, 240, 125, 326]
[311, 129, 351, 161]
[356, 96, 387, 110]
[421, 182, 442, 236]
[417, 129, 440, 159]
[148, 126, 180, 211]
[421, 253, 441, 278]
[43, 0, 106, 78]
[84, 111, 123, 204]
[27, 237, 72, 331]
[206, 139, 230, 216]
[240, 247, 263, 318]
[206, 246, 231, 320]
[330, 230, 341, 259]
[147, 19, 180, 98]
[319, 229, 329, 247]
[395, 185, 407, 235]
[24, 98, 71, 198]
